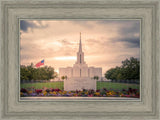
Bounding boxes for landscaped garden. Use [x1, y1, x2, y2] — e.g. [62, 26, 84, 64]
[20, 81, 140, 98]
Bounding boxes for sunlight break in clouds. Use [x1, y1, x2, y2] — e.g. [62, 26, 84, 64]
[54, 56, 76, 60]
[20, 20, 140, 76]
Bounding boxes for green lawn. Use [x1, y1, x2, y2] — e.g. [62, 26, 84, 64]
[21, 81, 139, 91]
[97, 81, 139, 90]
[21, 82, 64, 90]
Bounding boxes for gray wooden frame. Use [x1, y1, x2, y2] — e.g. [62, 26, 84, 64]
[0, 0, 159, 119]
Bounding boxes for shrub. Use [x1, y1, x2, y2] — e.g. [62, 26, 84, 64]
[20, 88, 28, 93]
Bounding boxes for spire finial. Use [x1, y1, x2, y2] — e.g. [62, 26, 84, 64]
[79, 32, 82, 52]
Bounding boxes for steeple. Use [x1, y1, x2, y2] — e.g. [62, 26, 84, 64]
[79, 32, 82, 52]
[76, 32, 85, 64]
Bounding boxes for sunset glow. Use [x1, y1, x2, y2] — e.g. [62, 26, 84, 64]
[20, 20, 140, 76]
[54, 56, 76, 60]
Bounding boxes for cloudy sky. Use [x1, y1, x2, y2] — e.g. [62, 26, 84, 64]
[20, 20, 140, 76]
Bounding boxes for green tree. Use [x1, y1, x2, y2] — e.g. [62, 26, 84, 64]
[105, 67, 121, 81]
[121, 57, 140, 80]
[20, 64, 57, 82]
[20, 65, 28, 81]
[105, 57, 140, 82]
[61, 76, 65, 81]
[93, 76, 99, 81]
[61, 75, 67, 81]
[105, 68, 115, 80]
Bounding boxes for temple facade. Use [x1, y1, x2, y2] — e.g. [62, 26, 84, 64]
[59, 33, 102, 91]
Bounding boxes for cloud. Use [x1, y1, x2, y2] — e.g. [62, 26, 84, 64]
[99, 20, 140, 48]
[122, 37, 140, 48]
[112, 37, 140, 48]
[97, 20, 140, 36]
[20, 20, 140, 75]
[20, 20, 48, 32]
[60, 39, 74, 46]
[118, 21, 140, 35]
[71, 21, 94, 29]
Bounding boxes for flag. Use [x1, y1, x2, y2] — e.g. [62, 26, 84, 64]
[35, 59, 44, 68]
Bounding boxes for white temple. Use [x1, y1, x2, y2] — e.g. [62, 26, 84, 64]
[59, 33, 102, 91]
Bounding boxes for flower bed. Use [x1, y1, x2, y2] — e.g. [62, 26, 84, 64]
[20, 87, 140, 98]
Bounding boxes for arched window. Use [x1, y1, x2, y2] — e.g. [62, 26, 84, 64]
[80, 54, 81, 63]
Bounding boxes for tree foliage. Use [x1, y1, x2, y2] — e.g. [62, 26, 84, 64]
[93, 76, 99, 80]
[20, 63, 57, 81]
[105, 57, 140, 81]
[61, 76, 67, 80]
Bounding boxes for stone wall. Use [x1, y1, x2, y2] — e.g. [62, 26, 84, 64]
[64, 77, 96, 91]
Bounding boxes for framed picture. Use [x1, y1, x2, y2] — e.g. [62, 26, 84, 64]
[0, 0, 159, 119]
[20, 19, 141, 101]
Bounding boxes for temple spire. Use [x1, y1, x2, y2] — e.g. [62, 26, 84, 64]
[79, 32, 82, 52]
[76, 32, 85, 64]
